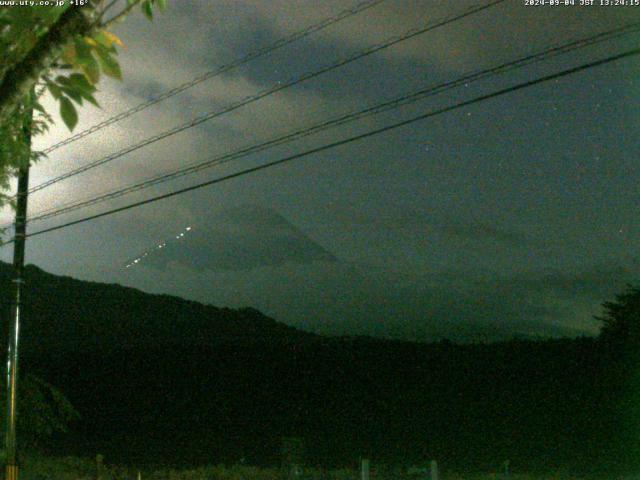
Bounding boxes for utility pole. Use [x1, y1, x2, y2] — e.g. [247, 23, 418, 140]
[5, 90, 33, 480]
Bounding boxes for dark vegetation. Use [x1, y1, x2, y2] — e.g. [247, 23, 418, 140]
[0, 262, 638, 475]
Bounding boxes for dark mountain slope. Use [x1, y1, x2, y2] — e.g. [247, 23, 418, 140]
[0, 262, 627, 474]
[0, 262, 315, 351]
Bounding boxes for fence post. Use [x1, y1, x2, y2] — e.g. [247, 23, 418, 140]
[95, 454, 104, 480]
[361, 458, 370, 480]
[429, 460, 438, 480]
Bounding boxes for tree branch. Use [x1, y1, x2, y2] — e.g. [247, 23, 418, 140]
[0, 1, 101, 127]
[101, 0, 120, 17]
[101, 0, 142, 30]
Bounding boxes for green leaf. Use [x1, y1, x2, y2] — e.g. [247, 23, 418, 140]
[155, 0, 167, 11]
[74, 38, 100, 83]
[55, 75, 71, 86]
[94, 46, 122, 80]
[62, 78, 100, 107]
[54, 75, 97, 106]
[33, 102, 46, 114]
[60, 87, 83, 106]
[142, 0, 153, 20]
[81, 92, 100, 107]
[47, 83, 62, 100]
[68, 73, 97, 93]
[74, 38, 93, 65]
[80, 56, 100, 84]
[93, 31, 110, 48]
[61, 43, 76, 65]
[94, 30, 124, 49]
[59, 97, 78, 131]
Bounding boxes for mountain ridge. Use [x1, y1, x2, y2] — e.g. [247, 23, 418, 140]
[0, 261, 318, 352]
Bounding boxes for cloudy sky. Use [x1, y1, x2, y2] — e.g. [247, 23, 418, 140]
[1, 0, 639, 342]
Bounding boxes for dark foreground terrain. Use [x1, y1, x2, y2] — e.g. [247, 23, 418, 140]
[0, 262, 637, 475]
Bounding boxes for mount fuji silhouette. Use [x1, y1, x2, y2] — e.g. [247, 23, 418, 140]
[127, 204, 337, 271]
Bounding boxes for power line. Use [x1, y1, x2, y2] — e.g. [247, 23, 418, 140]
[40, 0, 388, 155]
[6, 46, 637, 244]
[25, 0, 505, 197]
[31, 0, 503, 194]
[23, 21, 640, 225]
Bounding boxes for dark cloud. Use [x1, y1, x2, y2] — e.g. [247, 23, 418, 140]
[437, 220, 543, 248]
[511, 258, 640, 300]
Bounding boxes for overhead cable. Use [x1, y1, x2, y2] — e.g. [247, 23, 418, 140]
[24, 21, 640, 224]
[6, 46, 637, 244]
[25, 0, 505, 196]
[40, 0, 388, 155]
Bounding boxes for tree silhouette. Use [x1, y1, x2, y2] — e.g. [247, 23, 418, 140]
[596, 285, 640, 472]
[0, 374, 79, 449]
[597, 285, 640, 345]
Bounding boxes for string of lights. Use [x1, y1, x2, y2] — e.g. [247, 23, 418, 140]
[40, 0, 388, 155]
[124, 225, 193, 268]
[22, 21, 640, 226]
[23, 0, 505, 197]
[3, 46, 636, 245]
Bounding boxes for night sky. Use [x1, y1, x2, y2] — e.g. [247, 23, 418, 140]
[1, 0, 639, 342]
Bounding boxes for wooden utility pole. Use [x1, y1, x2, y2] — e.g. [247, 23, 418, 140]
[5, 90, 33, 480]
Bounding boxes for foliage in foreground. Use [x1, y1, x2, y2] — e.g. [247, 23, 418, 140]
[0, 373, 79, 448]
[16, 456, 603, 480]
[0, 0, 166, 211]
